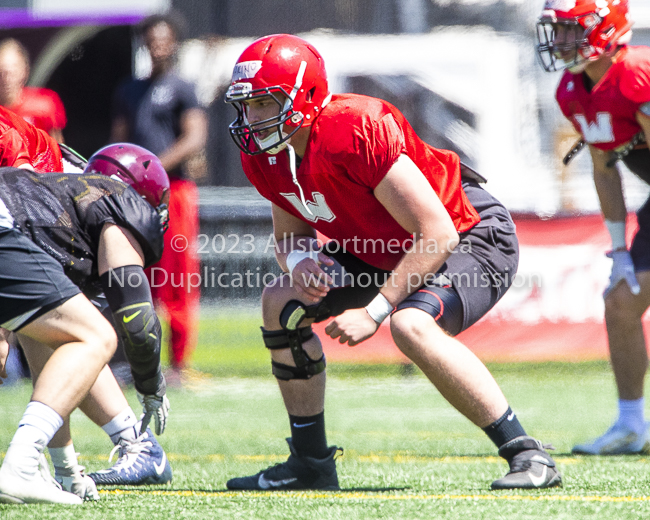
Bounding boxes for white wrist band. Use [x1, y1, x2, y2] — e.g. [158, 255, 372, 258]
[286, 249, 320, 276]
[365, 293, 394, 324]
[605, 219, 626, 250]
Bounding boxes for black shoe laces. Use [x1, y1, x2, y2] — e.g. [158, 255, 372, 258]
[508, 445, 555, 475]
[508, 457, 534, 474]
[262, 461, 294, 480]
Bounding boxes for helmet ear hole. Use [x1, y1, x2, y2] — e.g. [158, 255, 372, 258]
[143, 160, 152, 169]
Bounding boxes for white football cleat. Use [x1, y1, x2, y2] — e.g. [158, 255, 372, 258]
[572, 422, 650, 455]
[88, 428, 172, 486]
[55, 464, 99, 501]
[0, 444, 82, 505]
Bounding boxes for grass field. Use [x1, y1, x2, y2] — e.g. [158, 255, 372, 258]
[1, 309, 650, 519]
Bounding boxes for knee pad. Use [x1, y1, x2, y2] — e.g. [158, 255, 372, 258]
[261, 327, 326, 381]
[279, 299, 331, 330]
[394, 285, 464, 336]
[113, 301, 161, 371]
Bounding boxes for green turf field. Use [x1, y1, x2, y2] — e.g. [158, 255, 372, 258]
[1, 310, 650, 519]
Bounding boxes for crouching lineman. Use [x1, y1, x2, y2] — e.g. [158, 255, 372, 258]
[223, 34, 561, 491]
[0, 114, 173, 498]
[0, 144, 172, 504]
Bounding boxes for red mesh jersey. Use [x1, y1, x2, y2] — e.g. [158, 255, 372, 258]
[556, 46, 650, 151]
[242, 93, 480, 271]
[9, 86, 67, 135]
[0, 106, 63, 172]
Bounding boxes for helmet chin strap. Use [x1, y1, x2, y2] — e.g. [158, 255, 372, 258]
[567, 58, 589, 73]
[286, 143, 313, 215]
[258, 131, 289, 154]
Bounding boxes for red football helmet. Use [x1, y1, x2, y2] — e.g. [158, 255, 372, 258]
[225, 34, 331, 155]
[537, 0, 633, 72]
[84, 143, 170, 213]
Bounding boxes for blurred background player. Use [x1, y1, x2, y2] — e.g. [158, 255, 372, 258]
[0, 38, 67, 142]
[0, 165, 151, 504]
[0, 139, 173, 502]
[111, 13, 208, 385]
[0, 105, 63, 172]
[224, 34, 561, 491]
[68, 145, 174, 491]
[537, 0, 650, 454]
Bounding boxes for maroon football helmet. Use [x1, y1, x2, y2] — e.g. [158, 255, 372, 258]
[84, 143, 170, 208]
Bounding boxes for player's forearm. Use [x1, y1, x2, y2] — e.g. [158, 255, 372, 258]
[100, 266, 164, 396]
[593, 167, 626, 222]
[0, 328, 9, 382]
[158, 135, 204, 173]
[271, 204, 318, 272]
[380, 229, 458, 306]
[590, 145, 627, 222]
[274, 235, 319, 272]
[159, 110, 208, 172]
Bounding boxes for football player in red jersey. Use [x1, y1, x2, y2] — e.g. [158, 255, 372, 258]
[0, 105, 62, 172]
[538, 0, 650, 455]
[223, 34, 561, 491]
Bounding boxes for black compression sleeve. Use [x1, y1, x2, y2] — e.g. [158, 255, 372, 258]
[100, 265, 165, 396]
[100, 265, 151, 309]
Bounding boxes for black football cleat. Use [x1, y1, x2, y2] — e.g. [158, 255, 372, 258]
[491, 436, 562, 490]
[226, 439, 342, 491]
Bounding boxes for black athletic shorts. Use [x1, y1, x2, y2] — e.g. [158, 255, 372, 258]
[631, 195, 650, 272]
[0, 228, 80, 330]
[314, 181, 519, 335]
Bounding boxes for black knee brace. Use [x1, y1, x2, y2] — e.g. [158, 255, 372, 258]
[261, 326, 326, 381]
[394, 284, 464, 336]
[279, 299, 331, 330]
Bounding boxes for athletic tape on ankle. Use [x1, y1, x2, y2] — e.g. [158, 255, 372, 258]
[49, 444, 78, 469]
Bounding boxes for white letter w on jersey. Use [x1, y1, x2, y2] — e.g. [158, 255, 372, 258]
[280, 192, 336, 223]
[574, 113, 614, 144]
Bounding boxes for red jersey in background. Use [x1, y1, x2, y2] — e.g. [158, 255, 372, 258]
[0, 106, 63, 171]
[556, 46, 650, 151]
[8, 86, 67, 136]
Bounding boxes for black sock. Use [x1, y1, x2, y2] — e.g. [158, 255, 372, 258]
[289, 411, 328, 459]
[482, 407, 527, 448]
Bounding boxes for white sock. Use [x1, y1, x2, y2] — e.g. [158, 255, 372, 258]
[49, 444, 79, 475]
[3, 402, 63, 478]
[101, 407, 138, 445]
[618, 398, 646, 435]
[14, 401, 64, 450]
